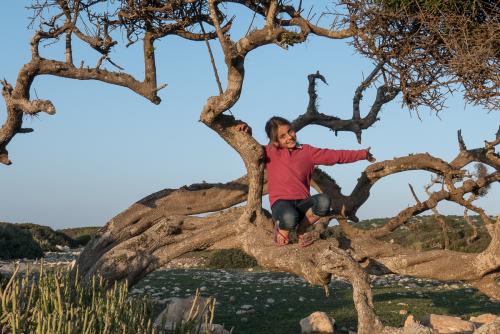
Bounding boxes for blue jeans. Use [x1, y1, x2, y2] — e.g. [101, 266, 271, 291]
[271, 193, 331, 231]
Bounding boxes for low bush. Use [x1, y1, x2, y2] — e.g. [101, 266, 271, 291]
[343, 215, 491, 252]
[0, 222, 44, 260]
[0, 265, 216, 334]
[208, 249, 257, 269]
[17, 223, 78, 251]
[74, 234, 92, 246]
[59, 226, 101, 246]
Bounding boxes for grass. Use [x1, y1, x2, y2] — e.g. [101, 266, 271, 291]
[132, 269, 500, 334]
[0, 265, 219, 334]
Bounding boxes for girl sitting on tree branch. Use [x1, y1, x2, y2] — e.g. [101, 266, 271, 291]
[236, 116, 375, 247]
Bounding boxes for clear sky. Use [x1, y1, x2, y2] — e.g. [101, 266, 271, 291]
[1, 1, 498, 230]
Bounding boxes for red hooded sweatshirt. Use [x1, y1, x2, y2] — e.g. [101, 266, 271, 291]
[265, 144, 368, 207]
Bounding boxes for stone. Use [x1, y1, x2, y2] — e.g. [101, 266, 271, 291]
[266, 298, 275, 304]
[200, 324, 230, 334]
[402, 324, 437, 334]
[154, 295, 209, 329]
[229, 295, 236, 303]
[55, 245, 70, 252]
[299, 311, 335, 334]
[473, 318, 500, 334]
[422, 314, 475, 334]
[404, 315, 417, 328]
[469, 314, 498, 325]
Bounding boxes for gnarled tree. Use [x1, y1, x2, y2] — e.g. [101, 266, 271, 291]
[2, 1, 499, 333]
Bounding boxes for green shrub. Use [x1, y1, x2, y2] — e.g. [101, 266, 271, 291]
[18, 223, 79, 251]
[0, 265, 216, 334]
[0, 222, 44, 260]
[59, 226, 101, 246]
[75, 234, 92, 246]
[349, 215, 491, 252]
[208, 249, 257, 269]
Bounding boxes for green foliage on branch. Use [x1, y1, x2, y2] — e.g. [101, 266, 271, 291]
[208, 249, 257, 269]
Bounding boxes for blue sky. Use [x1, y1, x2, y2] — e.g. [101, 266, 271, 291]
[0, 1, 498, 229]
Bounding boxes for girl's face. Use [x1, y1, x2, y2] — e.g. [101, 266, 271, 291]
[273, 124, 297, 149]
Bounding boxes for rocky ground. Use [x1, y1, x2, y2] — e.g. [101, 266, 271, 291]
[0, 248, 82, 274]
[1, 251, 498, 334]
[130, 267, 499, 333]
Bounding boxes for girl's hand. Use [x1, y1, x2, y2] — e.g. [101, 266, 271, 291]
[235, 122, 252, 135]
[366, 147, 376, 163]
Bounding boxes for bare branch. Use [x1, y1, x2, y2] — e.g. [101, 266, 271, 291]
[457, 129, 467, 151]
[291, 69, 399, 143]
[408, 183, 421, 205]
[353, 62, 384, 119]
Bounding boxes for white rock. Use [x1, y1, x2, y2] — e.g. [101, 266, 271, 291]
[404, 315, 417, 328]
[422, 314, 475, 334]
[469, 314, 498, 325]
[55, 245, 70, 252]
[473, 317, 500, 334]
[200, 324, 231, 334]
[299, 311, 335, 334]
[266, 298, 275, 304]
[154, 296, 209, 329]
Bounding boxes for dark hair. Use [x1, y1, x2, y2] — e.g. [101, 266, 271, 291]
[265, 116, 291, 142]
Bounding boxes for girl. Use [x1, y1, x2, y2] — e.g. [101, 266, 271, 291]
[236, 116, 375, 247]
